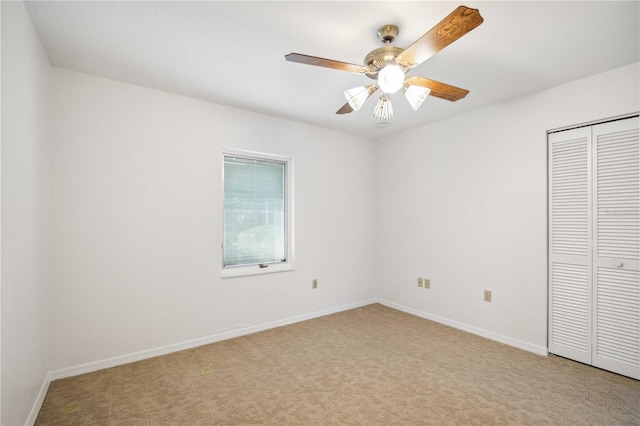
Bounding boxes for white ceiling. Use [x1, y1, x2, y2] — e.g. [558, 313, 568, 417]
[24, 1, 640, 140]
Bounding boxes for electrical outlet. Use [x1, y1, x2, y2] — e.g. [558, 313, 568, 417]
[424, 278, 430, 289]
[484, 290, 492, 302]
[312, 279, 318, 289]
[417, 277, 423, 287]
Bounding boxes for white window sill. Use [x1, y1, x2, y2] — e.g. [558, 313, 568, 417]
[221, 263, 295, 279]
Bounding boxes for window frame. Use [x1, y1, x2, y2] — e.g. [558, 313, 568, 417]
[221, 148, 294, 278]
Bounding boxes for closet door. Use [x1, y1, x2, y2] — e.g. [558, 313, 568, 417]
[548, 127, 592, 364]
[592, 118, 639, 379]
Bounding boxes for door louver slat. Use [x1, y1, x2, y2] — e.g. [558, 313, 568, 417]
[596, 129, 639, 260]
[551, 137, 589, 256]
[595, 268, 640, 366]
[550, 263, 589, 352]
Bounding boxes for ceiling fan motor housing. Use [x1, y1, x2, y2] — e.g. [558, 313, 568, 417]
[365, 46, 406, 79]
[365, 25, 414, 80]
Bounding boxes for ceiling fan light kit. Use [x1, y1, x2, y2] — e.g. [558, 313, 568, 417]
[285, 6, 484, 122]
[344, 86, 370, 112]
[374, 94, 394, 121]
[377, 64, 405, 94]
[404, 85, 431, 111]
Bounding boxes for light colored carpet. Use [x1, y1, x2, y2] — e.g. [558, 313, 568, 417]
[36, 304, 640, 425]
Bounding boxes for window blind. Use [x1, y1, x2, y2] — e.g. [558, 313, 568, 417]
[223, 155, 286, 267]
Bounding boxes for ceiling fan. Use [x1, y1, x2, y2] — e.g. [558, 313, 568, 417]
[285, 6, 483, 121]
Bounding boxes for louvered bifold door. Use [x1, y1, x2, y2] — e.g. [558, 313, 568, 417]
[592, 118, 640, 379]
[548, 127, 592, 364]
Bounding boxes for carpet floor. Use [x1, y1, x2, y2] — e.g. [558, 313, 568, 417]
[36, 304, 640, 425]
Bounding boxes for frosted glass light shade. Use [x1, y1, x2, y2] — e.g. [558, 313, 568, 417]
[377, 64, 404, 94]
[344, 86, 369, 112]
[404, 85, 431, 111]
[374, 94, 393, 121]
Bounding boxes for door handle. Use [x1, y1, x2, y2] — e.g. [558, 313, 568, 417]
[613, 260, 624, 268]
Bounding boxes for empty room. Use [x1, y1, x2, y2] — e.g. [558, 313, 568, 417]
[2, 1, 639, 424]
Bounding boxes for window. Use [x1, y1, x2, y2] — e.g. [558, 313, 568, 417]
[222, 149, 294, 277]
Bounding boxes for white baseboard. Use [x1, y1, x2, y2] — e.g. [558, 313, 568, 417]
[48, 298, 377, 382]
[377, 298, 549, 356]
[26, 372, 52, 426]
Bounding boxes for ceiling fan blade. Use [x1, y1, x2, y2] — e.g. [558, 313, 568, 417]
[395, 6, 483, 68]
[336, 85, 378, 115]
[336, 103, 354, 115]
[285, 53, 369, 74]
[405, 76, 469, 102]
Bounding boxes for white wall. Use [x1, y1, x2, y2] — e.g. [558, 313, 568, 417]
[375, 62, 639, 352]
[1, 1, 52, 424]
[49, 68, 377, 371]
